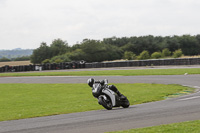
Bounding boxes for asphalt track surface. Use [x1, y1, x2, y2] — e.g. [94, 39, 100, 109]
[0, 67, 200, 133]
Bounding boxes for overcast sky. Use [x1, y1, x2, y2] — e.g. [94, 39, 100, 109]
[0, 0, 200, 50]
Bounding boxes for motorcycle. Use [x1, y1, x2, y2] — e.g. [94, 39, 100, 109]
[92, 80, 130, 110]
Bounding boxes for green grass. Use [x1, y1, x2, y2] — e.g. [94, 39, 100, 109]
[0, 68, 200, 77]
[0, 83, 194, 121]
[108, 120, 200, 133]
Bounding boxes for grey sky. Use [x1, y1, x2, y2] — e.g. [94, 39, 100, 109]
[0, 0, 200, 49]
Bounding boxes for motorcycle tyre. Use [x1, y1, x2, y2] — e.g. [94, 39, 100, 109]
[121, 99, 130, 108]
[98, 96, 113, 110]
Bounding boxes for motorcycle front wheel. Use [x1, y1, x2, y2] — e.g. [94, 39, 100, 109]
[98, 95, 113, 110]
[121, 98, 130, 108]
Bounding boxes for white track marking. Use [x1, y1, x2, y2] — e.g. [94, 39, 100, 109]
[178, 96, 200, 101]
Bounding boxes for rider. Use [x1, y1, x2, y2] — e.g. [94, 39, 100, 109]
[87, 78, 126, 100]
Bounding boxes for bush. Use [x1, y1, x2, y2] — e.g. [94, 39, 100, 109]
[173, 49, 183, 58]
[162, 48, 171, 57]
[137, 50, 150, 60]
[151, 52, 162, 59]
[42, 59, 50, 64]
[54, 58, 63, 63]
[50, 54, 71, 63]
[124, 51, 136, 60]
[67, 49, 86, 61]
[0, 57, 11, 62]
[13, 56, 30, 61]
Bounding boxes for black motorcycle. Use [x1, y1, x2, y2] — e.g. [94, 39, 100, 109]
[92, 80, 130, 110]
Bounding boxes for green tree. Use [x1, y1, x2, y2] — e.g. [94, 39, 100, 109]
[104, 44, 122, 61]
[42, 59, 50, 64]
[151, 52, 162, 59]
[137, 50, 150, 60]
[0, 57, 11, 62]
[80, 40, 107, 62]
[50, 54, 71, 63]
[54, 58, 63, 63]
[179, 35, 200, 55]
[30, 42, 51, 64]
[120, 43, 136, 53]
[70, 44, 81, 51]
[173, 49, 183, 58]
[13, 56, 30, 61]
[124, 51, 136, 60]
[163, 36, 180, 52]
[50, 39, 69, 57]
[67, 49, 86, 61]
[162, 48, 171, 57]
[80, 40, 122, 62]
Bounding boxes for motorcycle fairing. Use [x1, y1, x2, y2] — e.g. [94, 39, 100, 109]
[102, 89, 116, 106]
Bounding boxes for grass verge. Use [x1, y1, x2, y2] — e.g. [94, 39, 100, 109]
[0, 83, 194, 121]
[108, 120, 200, 133]
[0, 68, 200, 77]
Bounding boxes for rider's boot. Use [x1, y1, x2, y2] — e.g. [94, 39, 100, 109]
[116, 91, 126, 100]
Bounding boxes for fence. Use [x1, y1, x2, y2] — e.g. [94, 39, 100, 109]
[0, 58, 200, 73]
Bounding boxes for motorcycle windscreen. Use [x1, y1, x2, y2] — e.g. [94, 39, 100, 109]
[92, 83, 102, 98]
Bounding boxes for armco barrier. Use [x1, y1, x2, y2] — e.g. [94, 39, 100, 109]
[85, 58, 200, 68]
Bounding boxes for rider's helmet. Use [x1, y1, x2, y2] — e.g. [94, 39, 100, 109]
[100, 79, 108, 85]
[87, 78, 94, 87]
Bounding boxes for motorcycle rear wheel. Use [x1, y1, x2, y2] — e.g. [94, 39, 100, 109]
[98, 96, 113, 110]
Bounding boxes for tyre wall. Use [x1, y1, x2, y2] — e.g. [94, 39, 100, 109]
[85, 58, 200, 68]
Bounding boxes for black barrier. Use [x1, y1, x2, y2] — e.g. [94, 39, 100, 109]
[85, 58, 200, 68]
[1, 58, 200, 73]
[0, 61, 86, 73]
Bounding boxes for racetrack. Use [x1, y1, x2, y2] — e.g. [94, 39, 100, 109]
[0, 73, 200, 132]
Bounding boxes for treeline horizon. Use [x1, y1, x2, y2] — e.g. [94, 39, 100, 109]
[1, 34, 200, 63]
[0, 49, 33, 62]
[30, 34, 200, 64]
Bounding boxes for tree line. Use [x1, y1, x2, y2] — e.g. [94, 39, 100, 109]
[0, 49, 32, 59]
[30, 34, 200, 64]
[0, 56, 31, 62]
